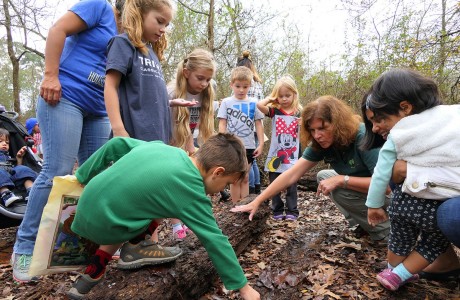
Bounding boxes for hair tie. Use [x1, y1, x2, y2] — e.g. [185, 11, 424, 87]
[365, 94, 373, 110]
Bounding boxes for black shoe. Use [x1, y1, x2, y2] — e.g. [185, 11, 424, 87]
[220, 190, 230, 202]
[255, 184, 261, 194]
[419, 268, 460, 281]
[352, 225, 369, 238]
[249, 187, 256, 194]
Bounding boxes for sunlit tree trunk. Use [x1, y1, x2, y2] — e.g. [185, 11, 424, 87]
[207, 0, 215, 52]
[2, 0, 21, 113]
[437, 0, 447, 80]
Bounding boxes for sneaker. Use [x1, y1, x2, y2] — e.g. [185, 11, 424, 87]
[419, 268, 460, 281]
[220, 189, 231, 202]
[182, 225, 193, 235]
[25, 188, 31, 202]
[11, 253, 39, 283]
[117, 236, 183, 269]
[285, 214, 298, 221]
[2, 190, 22, 207]
[173, 228, 187, 241]
[249, 186, 256, 194]
[351, 225, 369, 238]
[112, 248, 121, 260]
[370, 235, 389, 247]
[272, 214, 284, 221]
[67, 273, 104, 300]
[377, 268, 419, 291]
[254, 184, 261, 194]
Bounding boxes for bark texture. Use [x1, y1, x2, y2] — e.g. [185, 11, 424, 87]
[89, 197, 270, 299]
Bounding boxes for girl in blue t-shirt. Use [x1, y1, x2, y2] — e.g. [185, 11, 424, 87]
[257, 75, 302, 221]
[105, 0, 196, 143]
[71, 0, 195, 296]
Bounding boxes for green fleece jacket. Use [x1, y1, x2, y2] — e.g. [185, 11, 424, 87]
[71, 137, 247, 290]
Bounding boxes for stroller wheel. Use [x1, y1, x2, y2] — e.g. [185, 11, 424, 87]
[0, 201, 26, 219]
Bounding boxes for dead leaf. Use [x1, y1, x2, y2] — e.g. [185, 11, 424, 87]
[257, 262, 266, 269]
[333, 242, 362, 250]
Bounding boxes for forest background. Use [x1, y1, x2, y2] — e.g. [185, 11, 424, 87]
[1, 0, 459, 121]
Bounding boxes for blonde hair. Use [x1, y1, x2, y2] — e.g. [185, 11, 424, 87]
[121, 0, 172, 59]
[300, 95, 361, 151]
[230, 66, 253, 84]
[170, 107, 191, 150]
[266, 75, 302, 112]
[171, 49, 216, 147]
[236, 50, 262, 83]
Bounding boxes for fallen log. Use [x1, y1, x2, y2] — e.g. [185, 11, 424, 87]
[297, 172, 319, 192]
[88, 196, 270, 299]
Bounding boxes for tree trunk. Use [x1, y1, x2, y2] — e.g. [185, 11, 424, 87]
[88, 197, 270, 299]
[2, 0, 21, 114]
[437, 0, 447, 81]
[207, 0, 214, 52]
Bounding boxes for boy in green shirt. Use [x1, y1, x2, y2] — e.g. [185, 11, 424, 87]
[67, 133, 260, 300]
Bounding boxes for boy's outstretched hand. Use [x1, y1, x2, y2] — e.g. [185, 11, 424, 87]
[367, 207, 388, 227]
[230, 199, 261, 221]
[239, 284, 260, 300]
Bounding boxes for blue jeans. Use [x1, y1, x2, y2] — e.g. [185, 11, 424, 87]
[437, 197, 460, 248]
[0, 166, 37, 189]
[249, 159, 260, 188]
[14, 97, 110, 255]
[249, 135, 260, 188]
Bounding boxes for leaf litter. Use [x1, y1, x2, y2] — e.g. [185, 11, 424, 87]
[0, 190, 459, 299]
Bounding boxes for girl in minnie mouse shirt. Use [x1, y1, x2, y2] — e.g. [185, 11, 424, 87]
[257, 75, 302, 221]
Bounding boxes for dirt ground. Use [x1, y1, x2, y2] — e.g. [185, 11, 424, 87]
[1, 189, 459, 299]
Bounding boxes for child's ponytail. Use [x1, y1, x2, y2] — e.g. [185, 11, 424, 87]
[236, 50, 262, 83]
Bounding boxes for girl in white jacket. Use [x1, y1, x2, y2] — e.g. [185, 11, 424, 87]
[361, 68, 460, 291]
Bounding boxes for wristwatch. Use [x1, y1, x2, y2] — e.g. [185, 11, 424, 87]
[344, 175, 350, 189]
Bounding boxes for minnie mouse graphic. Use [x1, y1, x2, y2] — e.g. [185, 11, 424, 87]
[267, 118, 299, 172]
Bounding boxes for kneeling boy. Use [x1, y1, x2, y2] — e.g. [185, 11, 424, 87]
[67, 133, 260, 300]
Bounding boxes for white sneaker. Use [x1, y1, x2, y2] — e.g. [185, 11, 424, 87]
[2, 191, 22, 207]
[11, 253, 39, 283]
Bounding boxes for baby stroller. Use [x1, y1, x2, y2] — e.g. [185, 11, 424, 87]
[0, 107, 42, 228]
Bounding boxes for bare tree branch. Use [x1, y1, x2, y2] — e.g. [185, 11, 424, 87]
[176, 0, 209, 16]
[23, 44, 44, 59]
[441, 29, 460, 38]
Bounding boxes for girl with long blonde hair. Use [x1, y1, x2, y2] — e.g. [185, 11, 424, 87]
[169, 48, 216, 153]
[168, 48, 217, 240]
